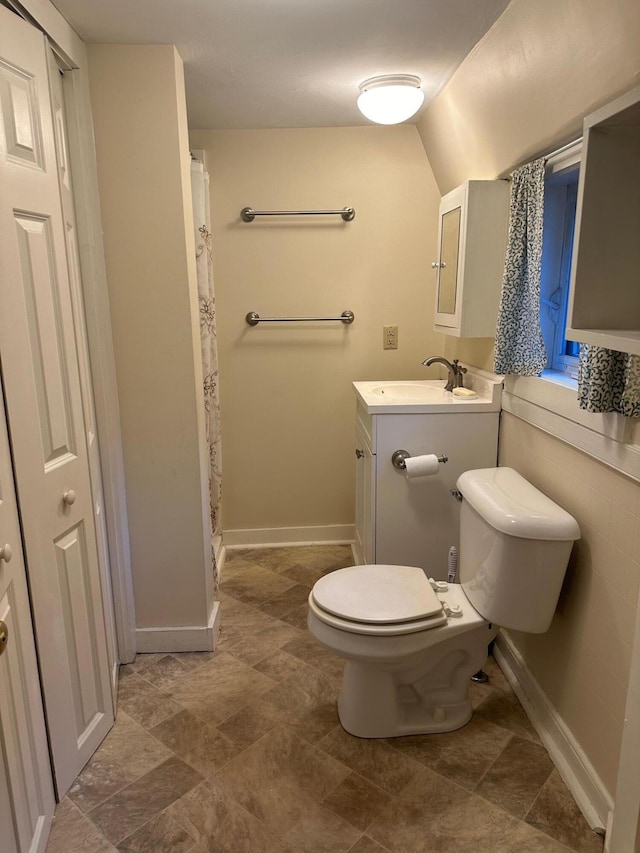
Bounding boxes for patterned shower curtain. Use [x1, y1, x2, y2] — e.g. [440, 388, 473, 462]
[191, 156, 222, 593]
[494, 158, 547, 376]
[578, 345, 640, 417]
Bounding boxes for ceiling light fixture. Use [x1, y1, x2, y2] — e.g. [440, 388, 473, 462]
[357, 74, 425, 125]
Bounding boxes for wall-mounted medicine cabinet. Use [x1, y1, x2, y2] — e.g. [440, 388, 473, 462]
[433, 180, 509, 338]
[567, 85, 640, 355]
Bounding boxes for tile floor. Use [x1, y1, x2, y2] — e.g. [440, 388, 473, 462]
[46, 545, 605, 853]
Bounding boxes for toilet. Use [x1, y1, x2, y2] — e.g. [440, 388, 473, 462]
[307, 467, 580, 738]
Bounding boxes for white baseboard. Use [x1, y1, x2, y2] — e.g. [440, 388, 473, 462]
[223, 524, 355, 549]
[494, 631, 613, 831]
[135, 600, 221, 653]
[214, 534, 226, 581]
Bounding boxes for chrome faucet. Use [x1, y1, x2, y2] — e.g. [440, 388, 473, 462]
[421, 356, 467, 392]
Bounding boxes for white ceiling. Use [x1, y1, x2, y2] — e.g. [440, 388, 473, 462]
[51, 0, 510, 129]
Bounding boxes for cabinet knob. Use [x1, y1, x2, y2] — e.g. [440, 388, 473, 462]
[431, 261, 446, 269]
[63, 489, 77, 506]
[355, 449, 365, 459]
[0, 544, 12, 563]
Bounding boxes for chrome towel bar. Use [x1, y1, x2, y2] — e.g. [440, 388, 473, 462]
[246, 311, 355, 326]
[241, 206, 355, 222]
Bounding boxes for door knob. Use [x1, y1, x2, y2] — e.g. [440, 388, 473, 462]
[355, 449, 365, 459]
[0, 544, 12, 563]
[63, 490, 77, 506]
[0, 621, 8, 657]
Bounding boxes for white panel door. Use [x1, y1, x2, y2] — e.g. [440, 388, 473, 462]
[0, 6, 114, 797]
[0, 375, 55, 852]
[47, 50, 119, 706]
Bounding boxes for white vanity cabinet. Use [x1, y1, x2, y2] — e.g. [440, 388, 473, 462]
[353, 377, 501, 579]
[433, 180, 509, 338]
[566, 85, 640, 355]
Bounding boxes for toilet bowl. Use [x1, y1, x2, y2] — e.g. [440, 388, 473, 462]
[307, 467, 580, 738]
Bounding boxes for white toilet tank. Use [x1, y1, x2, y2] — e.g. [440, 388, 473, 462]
[456, 467, 580, 634]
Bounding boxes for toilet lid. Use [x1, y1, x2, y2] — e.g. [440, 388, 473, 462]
[311, 565, 443, 624]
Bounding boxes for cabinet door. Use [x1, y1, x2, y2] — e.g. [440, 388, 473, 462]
[434, 185, 465, 330]
[354, 420, 375, 566]
[0, 5, 114, 797]
[0, 376, 55, 853]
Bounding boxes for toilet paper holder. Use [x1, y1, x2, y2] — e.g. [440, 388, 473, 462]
[391, 450, 448, 470]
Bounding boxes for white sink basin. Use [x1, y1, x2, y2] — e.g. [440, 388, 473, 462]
[353, 374, 502, 414]
[370, 383, 451, 403]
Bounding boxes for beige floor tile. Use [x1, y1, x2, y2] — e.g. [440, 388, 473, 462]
[222, 563, 298, 606]
[170, 650, 218, 671]
[258, 582, 311, 617]
[384, 716, 513, 791]
[117, 672, 183, 730]
[474, 685, 541, 742]
[168, 650, 276, 724]
[87, 757, 203, 845]
[131, 654, 193, 692]
[150, 709, 240, 777]
[476, 735, 554, 818]
[46, 797, 118, 853]
[318, 726, 422, 795]
[526, 775, 605, 852]
[369, 770, 525, 853]
[278, 602, 311, 631]
[167, 780, 282, 853]
[254, 666, 341, 743]
[348, 838, 393, 853]
[116, 811, 195, 852]
[223, 619, 303, 666]
[119, 653, 167, 678]
[215, 726, 350, 834]
[67, 711, 172, 812]
[216, 703, 279, 750]
[252, 648, 310, 682]
[280, 633, 345, 682]
[506, 822, 576, 852]
[322, 772, 392, 831]
[283, 801, 362, 852]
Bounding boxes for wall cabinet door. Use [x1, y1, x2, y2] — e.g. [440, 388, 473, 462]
[0, 376, 55, 853]
[433, 180, 509, 338]
[0, 5, 114, 798]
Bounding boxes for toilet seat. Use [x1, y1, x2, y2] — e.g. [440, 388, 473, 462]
[310, 565, 448, 636]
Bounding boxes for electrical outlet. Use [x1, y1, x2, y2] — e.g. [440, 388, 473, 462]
[383, 325, 398, 350]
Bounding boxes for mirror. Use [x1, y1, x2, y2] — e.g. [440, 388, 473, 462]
[437, 206, 461, 315]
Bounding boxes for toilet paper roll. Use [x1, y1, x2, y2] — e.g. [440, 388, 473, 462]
[404, 454, 440, 479]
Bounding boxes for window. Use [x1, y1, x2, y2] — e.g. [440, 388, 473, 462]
[540, 159, 580, 378]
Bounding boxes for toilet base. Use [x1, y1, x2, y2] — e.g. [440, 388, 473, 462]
[335, 625, 494, 738]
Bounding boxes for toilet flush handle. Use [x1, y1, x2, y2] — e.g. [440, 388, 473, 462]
[450, 489, 463, 502]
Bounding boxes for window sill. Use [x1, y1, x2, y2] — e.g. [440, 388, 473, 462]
[502, 371, 640, 483]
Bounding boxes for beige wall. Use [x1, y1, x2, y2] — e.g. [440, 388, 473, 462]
[417, 0, 640, 196]
[500, 415, 640, 796]
[189, 126, 443, 535]
[88, 45, 213, 630]
[416, 0, 640, 799]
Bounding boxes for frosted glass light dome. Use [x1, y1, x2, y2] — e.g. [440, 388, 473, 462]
[357, 75, 424, 125]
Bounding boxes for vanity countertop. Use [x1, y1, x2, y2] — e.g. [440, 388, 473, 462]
[353, 370, 503, 415]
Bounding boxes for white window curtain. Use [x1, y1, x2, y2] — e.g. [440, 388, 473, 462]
[191, 155, 222, 594]
[578, 345, 640, 417]
[494, 158, 547, 376]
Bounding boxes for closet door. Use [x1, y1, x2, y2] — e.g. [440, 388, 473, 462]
[48, 51, 119, 706]
[0, 6, 114, 796]
[0, 375, 55, 852]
